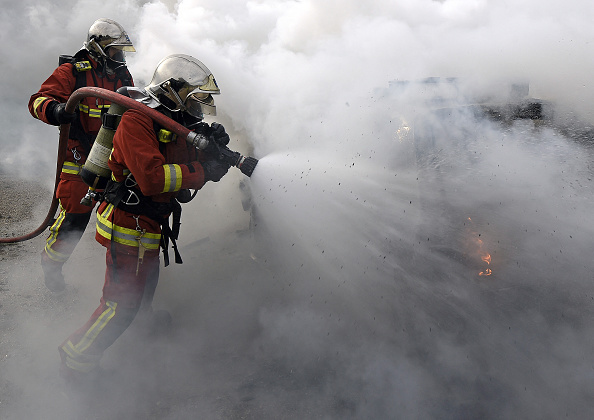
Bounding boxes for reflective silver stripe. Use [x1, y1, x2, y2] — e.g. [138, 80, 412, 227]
[61, 161, 81, 175]
[96, 204, 161, 249]
[78, 103, 109, 118]
[162, 164, 182, 192]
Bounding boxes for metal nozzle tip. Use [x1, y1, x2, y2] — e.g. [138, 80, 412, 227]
[239, 156, 258, 177]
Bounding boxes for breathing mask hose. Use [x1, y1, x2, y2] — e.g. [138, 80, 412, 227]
[0, 86, 258, 243]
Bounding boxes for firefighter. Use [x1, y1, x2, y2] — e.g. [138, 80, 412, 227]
[59, 54, 231, 379]
[29, 18, 135, 293]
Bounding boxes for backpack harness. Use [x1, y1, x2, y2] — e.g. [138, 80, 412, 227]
[99, 107, 190, 267]
[59, 52, 133, 156]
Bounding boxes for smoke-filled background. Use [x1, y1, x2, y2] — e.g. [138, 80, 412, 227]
[1, 0, 594, 419]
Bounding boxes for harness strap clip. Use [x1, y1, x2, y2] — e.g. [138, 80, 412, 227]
[122, 190, 140, 206]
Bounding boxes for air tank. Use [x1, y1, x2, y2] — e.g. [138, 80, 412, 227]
[79, 101, 127, 206]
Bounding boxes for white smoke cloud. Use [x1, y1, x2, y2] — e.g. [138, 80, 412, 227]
[2, 0, 594, 418]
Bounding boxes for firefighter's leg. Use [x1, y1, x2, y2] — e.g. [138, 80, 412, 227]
[136, 264, 172, 335]
[59, 247, 160, 375]
[42, 208, 92, 292]
[139, 263, 160, 312]
[41, 177, 94, 292]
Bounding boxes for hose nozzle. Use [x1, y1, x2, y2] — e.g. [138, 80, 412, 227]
[187, 132, 259, 177]
[237, 156, 258, 177]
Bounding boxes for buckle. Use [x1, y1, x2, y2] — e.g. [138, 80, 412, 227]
[122, 190, 140, 206]
[74, 61, 92, 72]
[101, 112, 120, 130]
[158, 129, 176, 143]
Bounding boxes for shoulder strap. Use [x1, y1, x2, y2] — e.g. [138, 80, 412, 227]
[55, 54, 93, 154]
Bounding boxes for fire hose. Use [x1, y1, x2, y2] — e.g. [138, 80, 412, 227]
[0, 86, 258, 244]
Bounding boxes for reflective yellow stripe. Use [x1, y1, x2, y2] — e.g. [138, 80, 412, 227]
[100, 201, 114, 219]
[44, 205, 70, 262]
[60, 300, 118, 373]
[46, 206, 65, 247]
[75, 300, 117, 353]
[32, 97, 49, 119]
[61, 161, 81, 175]
[111, 169, 130, 181]
[162, 164, 182, 193]
[64, 355, 99, 373]
[61, 341, 102, 373]
[78, 103, 109, 118]
[96, 204, 161, 249]
[44, 242, 70, 263]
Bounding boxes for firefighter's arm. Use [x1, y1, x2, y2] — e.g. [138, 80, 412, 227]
[28, 64, 77, 126]
[114, 109, 207, 196]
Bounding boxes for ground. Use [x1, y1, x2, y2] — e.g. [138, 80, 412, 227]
[0, 175, 277, 419]
[2, 151, 594, 420]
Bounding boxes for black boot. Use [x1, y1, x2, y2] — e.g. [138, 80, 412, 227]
[151, 309, 173, 336]
[41, 259, 66, 293]
[134, 308, 172, 337]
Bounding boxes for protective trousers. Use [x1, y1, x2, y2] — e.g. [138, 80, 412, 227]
[42, 176, 94, 271]
[59, 246, 160, 373]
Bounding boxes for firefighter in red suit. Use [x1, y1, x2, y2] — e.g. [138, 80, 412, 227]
[59, 54, 231, 377]
[28, 18, 135, 293]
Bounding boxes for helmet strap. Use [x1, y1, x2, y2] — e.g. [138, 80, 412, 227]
[161, 80, 187, 112]
[181, 112, 204, 129]
[155, 91, 178, 112]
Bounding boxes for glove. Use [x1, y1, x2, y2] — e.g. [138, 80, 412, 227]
[176, 188, 194, 203]
[53, 103, 77, 125]
[201, 160, 230, 182]
[208, 122, 230, 146]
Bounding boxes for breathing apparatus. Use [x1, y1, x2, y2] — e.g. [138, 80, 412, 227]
[1, 86, 258, 243]
[79, 88, 128, 206]
[78, 86, 258, 206]
[2, 53, 258, 243]
[80, 54, 258, 206]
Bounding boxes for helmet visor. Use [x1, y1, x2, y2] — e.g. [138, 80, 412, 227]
[186, 91, 216, 117]
[114, 45, 136, 52]
[104, 31, 136, 52]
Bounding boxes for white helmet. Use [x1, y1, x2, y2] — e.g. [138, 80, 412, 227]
[145, 54, 220, 118]
[84, 18, 135, 67]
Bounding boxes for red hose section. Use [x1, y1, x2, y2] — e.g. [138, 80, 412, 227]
[0, 87, 192, 244]
[68, 87, 193, 139]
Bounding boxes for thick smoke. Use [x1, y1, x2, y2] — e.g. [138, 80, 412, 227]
[1, 0, 594, 419]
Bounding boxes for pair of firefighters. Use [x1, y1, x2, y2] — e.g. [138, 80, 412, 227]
[29, 18, 232, 378]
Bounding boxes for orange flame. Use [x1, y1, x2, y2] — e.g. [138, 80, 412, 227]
[478, 253, 492, 276]
[468, 217, 493, 277]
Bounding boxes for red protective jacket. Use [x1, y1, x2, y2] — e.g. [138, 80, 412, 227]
[95, 109, 207, 255]
[28, 52, 133, 176]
